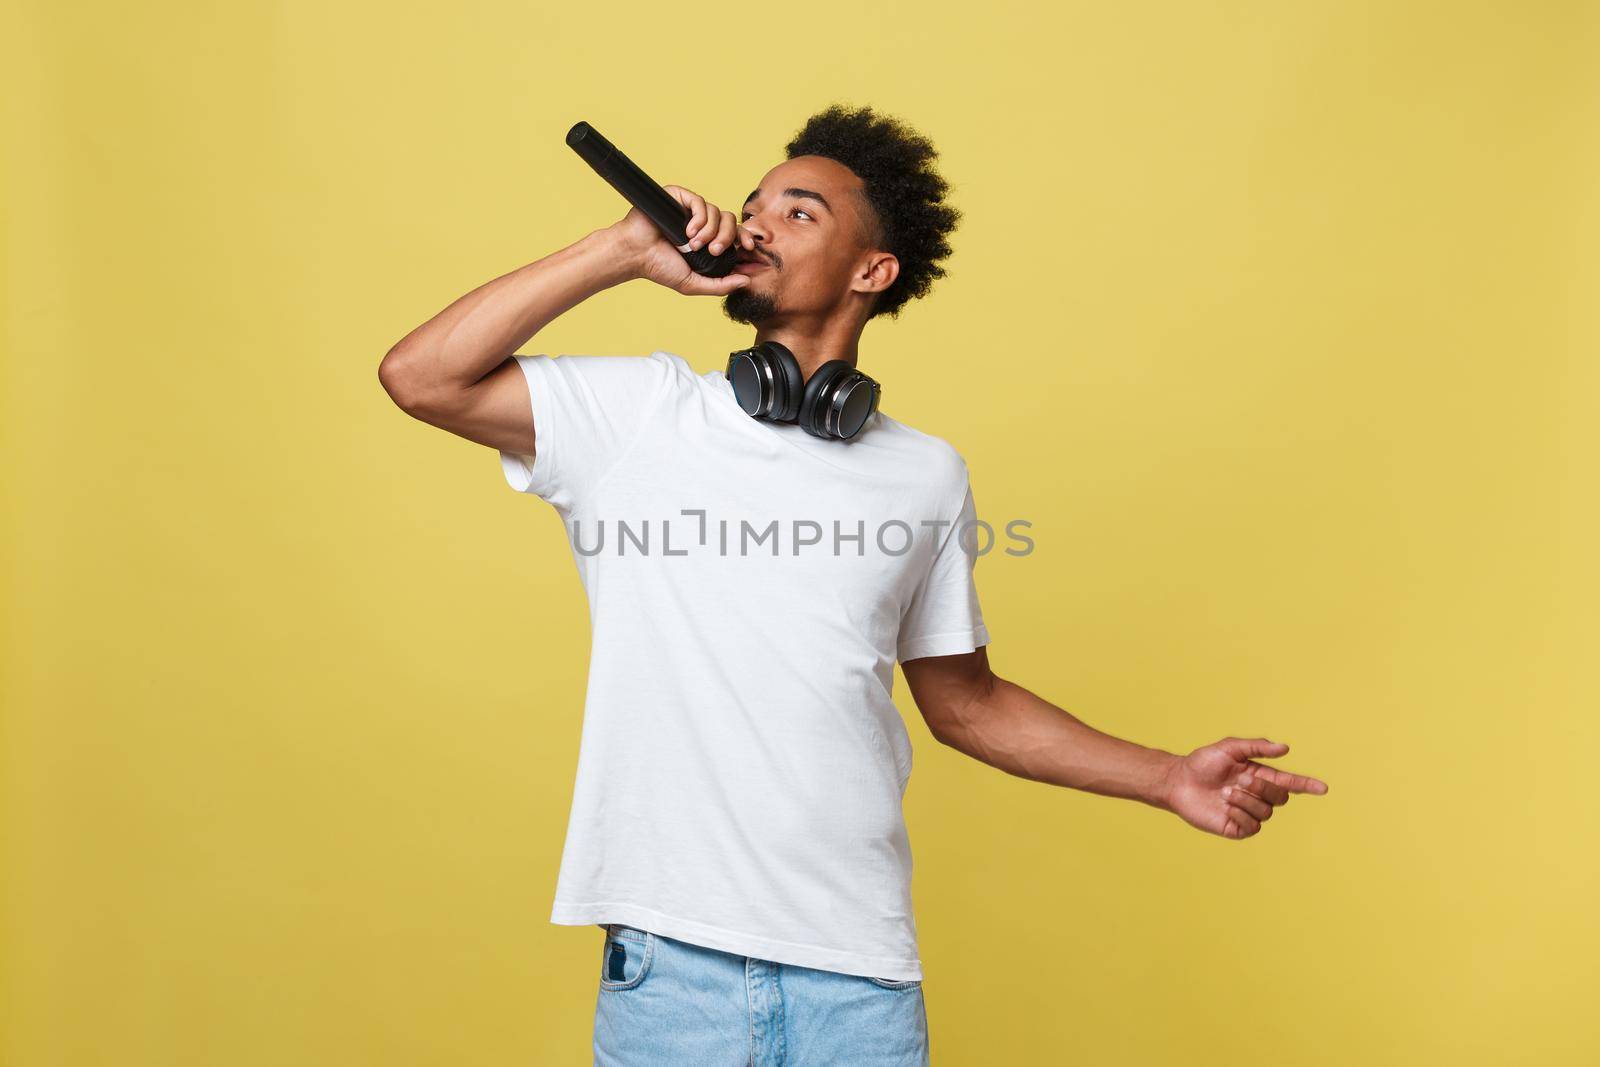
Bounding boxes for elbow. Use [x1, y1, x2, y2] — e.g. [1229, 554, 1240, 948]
[927, 720, 960, 749]
[923, 669, 997, 750]
[919, 703, 964, 749]
[378, 346, 416, 410]
[379, 345, 441, 419]
[931, 713, 975, 750]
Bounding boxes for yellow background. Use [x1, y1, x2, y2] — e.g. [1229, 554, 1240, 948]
[5, 1, 1596, 1063]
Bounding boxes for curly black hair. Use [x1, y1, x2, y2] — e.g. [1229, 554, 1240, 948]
[783, 104, 961, 321]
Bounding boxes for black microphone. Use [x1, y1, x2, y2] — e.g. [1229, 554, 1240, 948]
[566, 121, 739, 278]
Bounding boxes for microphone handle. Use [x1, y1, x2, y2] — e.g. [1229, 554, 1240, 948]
[566, 121, 739, 278]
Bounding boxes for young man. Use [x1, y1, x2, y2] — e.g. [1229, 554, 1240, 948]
[379, 104, 1329, 1066]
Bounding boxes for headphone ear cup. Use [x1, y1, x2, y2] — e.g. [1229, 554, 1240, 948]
[798, 360, 855, 438]
[727, 342, 805, 421]
[764, 342, 805, 423]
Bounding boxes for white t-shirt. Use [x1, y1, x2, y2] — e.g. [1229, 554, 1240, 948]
[498, 349, 989, 982]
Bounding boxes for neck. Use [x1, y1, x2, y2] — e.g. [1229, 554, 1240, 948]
[751, 318, 864, 380]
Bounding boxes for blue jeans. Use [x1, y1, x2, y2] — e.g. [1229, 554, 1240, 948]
[592, 923, 930, 1066]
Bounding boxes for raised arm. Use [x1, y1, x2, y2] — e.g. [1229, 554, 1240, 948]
[378, 186, 755, 454]
[901, 648, 1329, 840]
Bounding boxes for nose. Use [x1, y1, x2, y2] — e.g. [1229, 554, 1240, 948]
[741, 212, 771, 245]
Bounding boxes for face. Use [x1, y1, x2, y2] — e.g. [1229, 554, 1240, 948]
[722, 155, 897, 327]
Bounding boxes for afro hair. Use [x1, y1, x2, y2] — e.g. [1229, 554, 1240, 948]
[783, 104, 961, 321]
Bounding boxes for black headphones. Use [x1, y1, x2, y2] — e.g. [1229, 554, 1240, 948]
[725, 341, 882, 442]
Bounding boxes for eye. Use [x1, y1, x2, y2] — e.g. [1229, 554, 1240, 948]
[739, 207, 814, 222]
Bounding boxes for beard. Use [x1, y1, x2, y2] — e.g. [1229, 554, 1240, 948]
[722, 284, 780, 325]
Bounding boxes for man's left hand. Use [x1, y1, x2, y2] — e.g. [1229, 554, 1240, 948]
[1159, 737, 1329, 840]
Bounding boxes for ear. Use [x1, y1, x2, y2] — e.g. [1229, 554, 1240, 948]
[852, 250, 899, 296]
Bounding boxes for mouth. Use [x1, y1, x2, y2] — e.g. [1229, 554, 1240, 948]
[735, 252, 773, 272]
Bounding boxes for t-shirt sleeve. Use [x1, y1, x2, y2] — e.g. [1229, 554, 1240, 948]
[498, 351, 676, 513]
[896, 477, 991, 663]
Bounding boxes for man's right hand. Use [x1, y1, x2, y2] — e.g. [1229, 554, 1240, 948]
[606, 184, 757, 297]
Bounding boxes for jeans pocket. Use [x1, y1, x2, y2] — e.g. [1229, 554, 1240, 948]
[598, 925, 655, 991]
[866, 974, 922, 990]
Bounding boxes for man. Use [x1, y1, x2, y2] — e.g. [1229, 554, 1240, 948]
[379, 104, 1330, 1066]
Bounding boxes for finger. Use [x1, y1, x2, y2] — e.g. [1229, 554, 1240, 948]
[670, 188, 706, 252]
[1248, 763, 1329, 795]
[688, 202, 722, 251]
[679, 196, 707, 249]
[1216, 736, 1290, 762]
[737, 224, 756, 251]
[707, 211, 737, 257]
[677, 271, 751, 297]
[1222, 785, 1272, 822]
[1236, 769, 1291, 806]
[1225, 805, 1261, 838]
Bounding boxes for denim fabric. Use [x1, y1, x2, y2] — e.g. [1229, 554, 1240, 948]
[593, 923, 930, 1066]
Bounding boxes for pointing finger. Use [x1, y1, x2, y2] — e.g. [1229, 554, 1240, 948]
[1249, 764, 1329, 795]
